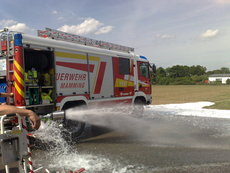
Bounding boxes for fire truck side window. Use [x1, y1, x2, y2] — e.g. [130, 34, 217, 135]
[140, 63, 149, 78]
[119, 57, 130, 75]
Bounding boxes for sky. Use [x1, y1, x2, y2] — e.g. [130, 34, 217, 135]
[0, 0, 230, 70]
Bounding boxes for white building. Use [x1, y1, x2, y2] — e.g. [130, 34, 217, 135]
[208, 74, 230, 84]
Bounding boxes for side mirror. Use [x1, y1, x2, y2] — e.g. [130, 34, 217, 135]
[151, 64, 156, 74]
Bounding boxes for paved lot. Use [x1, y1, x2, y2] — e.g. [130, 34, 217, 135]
[2, 110, 230, 172]
[76, 114, 230, 172]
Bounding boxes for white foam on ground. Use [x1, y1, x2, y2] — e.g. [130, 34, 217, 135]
[146, 101, 230, 119]
[49, 153, 112, 172]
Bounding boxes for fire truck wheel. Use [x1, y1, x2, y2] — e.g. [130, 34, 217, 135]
[62, 102, 86, 142]
[132, 99, 145, 117]
[63, 119, 85, 142]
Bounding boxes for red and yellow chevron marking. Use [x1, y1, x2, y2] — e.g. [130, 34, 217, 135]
[14, 60, 25, 97]
[115, 78, 134, 88]
[14, 46, 25, 106]
[93, 62, 106, 94]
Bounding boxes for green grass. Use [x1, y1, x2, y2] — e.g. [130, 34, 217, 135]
[204, 100, 230, 110]
[152, 85, 230, 110]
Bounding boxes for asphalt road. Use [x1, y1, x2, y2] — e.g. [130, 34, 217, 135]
[2, 110, 230, 173]
[75, 113, 230, 173]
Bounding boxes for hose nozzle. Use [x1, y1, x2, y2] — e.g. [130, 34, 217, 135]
[42, 111, 65, 120]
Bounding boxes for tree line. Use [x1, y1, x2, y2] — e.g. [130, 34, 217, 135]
[152, 65, 230, 85]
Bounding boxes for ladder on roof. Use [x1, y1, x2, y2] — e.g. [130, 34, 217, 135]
[37, 28, 134, 53]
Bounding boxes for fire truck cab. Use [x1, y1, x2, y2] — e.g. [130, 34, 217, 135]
[0, 28, 154, 139]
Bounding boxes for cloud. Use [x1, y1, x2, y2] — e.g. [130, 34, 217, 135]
[95, 26, 113, 35]
[214, 0, 230, 4]
[0, 19, 17, 27]
[57, 16, 64, 20]
[52, 10, 58, 14]
[7, 23, 30, 32]
[0, 19, 31, 33]
[201, 29, 219, 38]
[155, 34, 175, 39]
[58, 18, 113, 35]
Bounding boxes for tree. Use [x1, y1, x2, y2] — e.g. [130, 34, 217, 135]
[207, 67, 230, 75]
[156, 67, 166, 77]
[190, 65, 206, 76]
[226, 79, 230, 85]
[167, 65, 190, 78]
[220, 67, 230, 74]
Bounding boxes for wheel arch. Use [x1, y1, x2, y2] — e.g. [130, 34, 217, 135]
[134, 96, 146, 104]
[62, 100, 87, 110]
[58, 96, 88, 110]
[133, 92, 147, 104]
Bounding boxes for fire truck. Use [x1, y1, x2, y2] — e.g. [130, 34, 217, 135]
[0, 28, 155, 139]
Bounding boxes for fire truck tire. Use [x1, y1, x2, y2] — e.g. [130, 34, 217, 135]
[63, 119, 85, 141]
[62, 102, 86, 142]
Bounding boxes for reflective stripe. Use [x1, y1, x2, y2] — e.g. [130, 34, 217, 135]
[56, 51, 100, 61]
[115, 78, 134, 87]
[15, 82, 25, 97]
[14, 71, 24, 86]
[14, 60, 24, 73]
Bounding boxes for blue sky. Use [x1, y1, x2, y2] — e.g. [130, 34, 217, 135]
[0, 0, 230, 70]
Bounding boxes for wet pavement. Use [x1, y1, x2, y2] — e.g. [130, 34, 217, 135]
[75, 113, 230, 172]
[2, 106, 230, 172]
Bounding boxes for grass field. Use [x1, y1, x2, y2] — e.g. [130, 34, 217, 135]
[152, 85, 230, 110]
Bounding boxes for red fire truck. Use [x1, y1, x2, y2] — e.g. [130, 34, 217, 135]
[0, 28, 155, 139]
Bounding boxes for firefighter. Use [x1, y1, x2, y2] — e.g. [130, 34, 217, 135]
[0, 93, 40, 130]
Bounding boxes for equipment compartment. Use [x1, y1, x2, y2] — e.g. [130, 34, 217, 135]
[24, 48, 56, 112]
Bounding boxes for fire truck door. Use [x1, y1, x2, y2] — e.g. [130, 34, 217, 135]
[137, 61, 151, 94]
[113, 57, 134, 97]
[88, 54, 113, 99]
